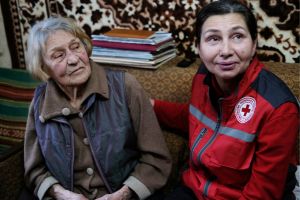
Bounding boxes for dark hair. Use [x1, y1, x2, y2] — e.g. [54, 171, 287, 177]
[195, 0, 257, 44]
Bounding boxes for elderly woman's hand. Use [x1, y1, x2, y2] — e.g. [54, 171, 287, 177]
[48, 184, 88, 200]
[95, 185, 132, 200]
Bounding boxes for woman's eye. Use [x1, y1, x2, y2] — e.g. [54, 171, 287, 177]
[71, 42, 81, 50]
[206, 36, 220, 44]
[208, 36, 219, 41]
[73, 44, 79, 49]
[52, 52, 65, 61]
[53, 53, 63, 58]
[233, 34, 243, 41]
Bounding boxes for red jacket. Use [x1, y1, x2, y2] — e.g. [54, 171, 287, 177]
[154, 57, 299, 199]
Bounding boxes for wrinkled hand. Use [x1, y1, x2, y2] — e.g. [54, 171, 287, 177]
[48, 184, 88, 200]
[95, 185, 132, 200]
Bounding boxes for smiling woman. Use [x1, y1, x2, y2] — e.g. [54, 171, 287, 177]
[23, 16, 172, 200]
[197, 13, 256, 95]
[152, 0, 299, 199]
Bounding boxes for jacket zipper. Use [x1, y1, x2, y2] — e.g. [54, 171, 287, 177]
[203, 180, 212, 197]
[195, 98, 223, 196]
[196, 98, 222, 163]
[190, 128, 207, 167]
[196, 117, 221, 163]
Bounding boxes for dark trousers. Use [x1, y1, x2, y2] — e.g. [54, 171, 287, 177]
[146, 190, 165, 200]
[164, 185, 197, 200]
[164, 180, 297, 200]
[18, 187, 37, 200]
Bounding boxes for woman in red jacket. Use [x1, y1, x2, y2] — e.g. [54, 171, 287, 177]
[153, 0, 299, 199]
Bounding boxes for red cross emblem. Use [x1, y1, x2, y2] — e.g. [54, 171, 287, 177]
[241, 104, 251, 116]
[235, 97, 256, 123]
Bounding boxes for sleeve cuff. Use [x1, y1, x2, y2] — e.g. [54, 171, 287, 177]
[37, 176, 59, 200]
[123, 176, 151, 200]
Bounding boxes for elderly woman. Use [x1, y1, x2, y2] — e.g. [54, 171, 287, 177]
[152, 0, 299, 199]
[23, 17, 171, 200]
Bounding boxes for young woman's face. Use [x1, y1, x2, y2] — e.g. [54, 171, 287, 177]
[43, 30, 91, 88]
[198, 13, 257, 82]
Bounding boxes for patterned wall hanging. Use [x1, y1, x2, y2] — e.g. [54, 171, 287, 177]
[1, 0, 299, 69]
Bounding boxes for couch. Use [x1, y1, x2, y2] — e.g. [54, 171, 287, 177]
[0, 56, 299, 199]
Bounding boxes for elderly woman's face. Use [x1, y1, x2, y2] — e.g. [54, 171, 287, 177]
[43, 30, 91, 87]
[198, 13, 256, 82]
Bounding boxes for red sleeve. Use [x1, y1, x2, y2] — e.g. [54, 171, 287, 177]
[153, 99, 189, 134]
[240, 102, 299, 200]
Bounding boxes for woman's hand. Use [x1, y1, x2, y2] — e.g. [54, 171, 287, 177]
[150, 98, 155, 106]
[48, 184, 88, 200]
[95, 185, 132, 200]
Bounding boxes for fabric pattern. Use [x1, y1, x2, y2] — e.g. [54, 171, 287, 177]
[1, 0, 299, 69]
[0, 68, 40, 140]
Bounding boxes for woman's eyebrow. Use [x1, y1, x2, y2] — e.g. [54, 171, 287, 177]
[231, 25, 247, 32]
[48, 38, 79, 53]
[202, 25, 247, 35]
[202, 29, 220, 35]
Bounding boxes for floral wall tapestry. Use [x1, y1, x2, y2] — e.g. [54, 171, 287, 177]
[1, 0, 299, 69]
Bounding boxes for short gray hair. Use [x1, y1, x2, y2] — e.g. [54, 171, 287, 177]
[26, 16, 92, 81]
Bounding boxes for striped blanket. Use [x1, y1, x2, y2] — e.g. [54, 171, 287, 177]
[0, 67, 40, 159]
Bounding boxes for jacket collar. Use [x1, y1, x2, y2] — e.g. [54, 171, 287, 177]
[40, 61, 109, 120]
